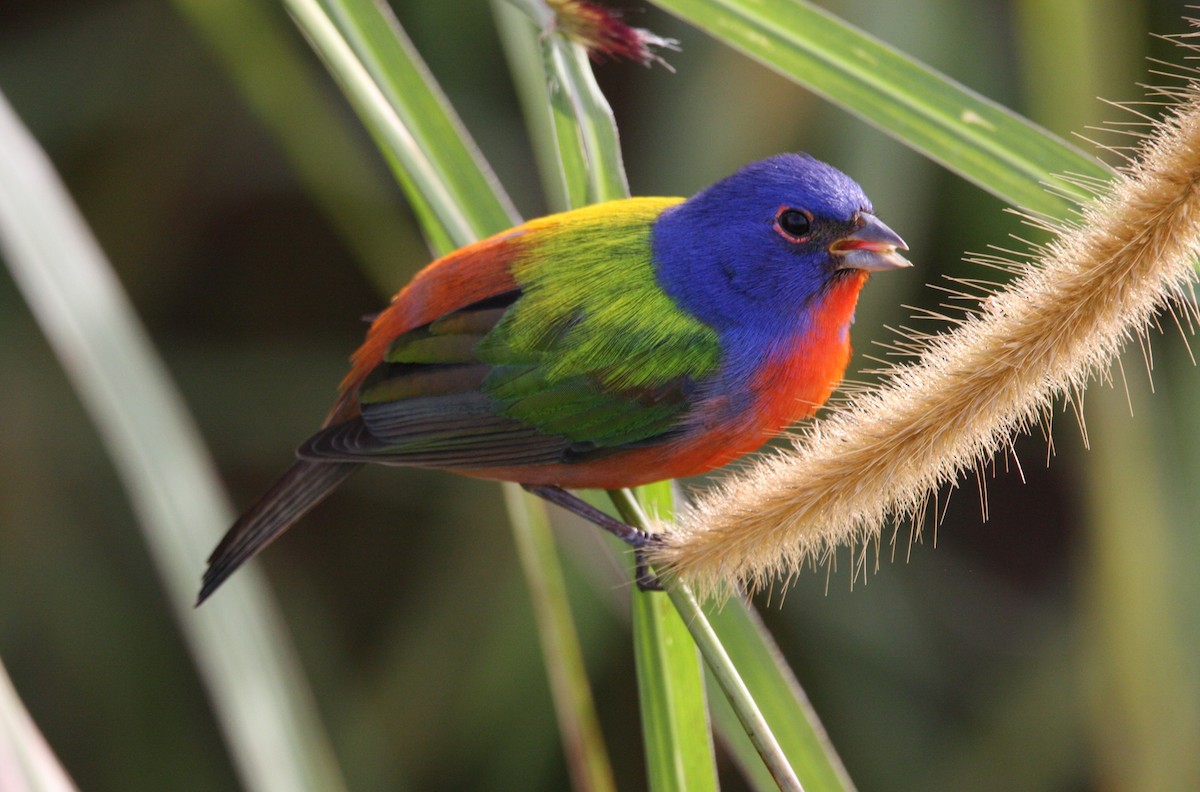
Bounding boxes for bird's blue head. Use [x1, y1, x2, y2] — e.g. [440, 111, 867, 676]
[651, 153, 909, 333]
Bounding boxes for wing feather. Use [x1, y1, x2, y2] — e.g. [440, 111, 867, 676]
[304, 199, 722, 471]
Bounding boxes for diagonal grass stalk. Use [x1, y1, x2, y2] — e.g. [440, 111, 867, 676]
[171, 0, 423, 291]
[0, 655, 79, 792]
[495, 5, 718, 787]
[0, 92, 347, 792]
[648, 0, 1112, 219]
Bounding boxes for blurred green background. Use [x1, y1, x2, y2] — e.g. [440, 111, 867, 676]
[2, 0, 1199, 789]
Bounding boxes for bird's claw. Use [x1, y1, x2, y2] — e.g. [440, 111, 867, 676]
[634, 533, 666, 591]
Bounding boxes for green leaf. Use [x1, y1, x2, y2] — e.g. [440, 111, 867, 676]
[285, 0, 519, 252]
[706, 601, 855, 791]
[0, 655, 79, 792]
[617, 486, 719, 792]
[500, 0, 631, 206]
[666, 586, 806, 792]
[0, 91, 347, 792]
[498, 6, 852, 787]
[612, 495, 809, 792]
[492, 0, 574, 210]
[492, 7, 720, 786]
[172, 0, 423, 292]
[494, 8, 720, 786]
[540, 38, 631, 204]
[649, 0, 1112, 218]
[504, 487, 618, 792]
[631, 589, 718, 792]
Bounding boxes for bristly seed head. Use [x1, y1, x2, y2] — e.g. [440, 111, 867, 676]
[646, 21, 1200, 598]
[547, 0, 679, 69]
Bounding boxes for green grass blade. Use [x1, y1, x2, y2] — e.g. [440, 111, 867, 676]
[706, 601, 855, 791]
[499, 5, 850, 786]
[503, 487, 618, 792]
[172, 0, 422, 291]
[614, 487, 719, 792]
[667, 589, 803, 792]
[494, 6, 718, 785]
[631, 589, 719, 792]
[283, 0, 517, 251]
[542, 38, 630, 204]
[543, 38, 599, 210]
[706, 689, 778, 792]
[0, 656, 79, 792]
[315, 0, 521, 240]
[492, 0, 573, 211]
[649, 0, 1111, 217]
[0, 93, 347, 792]
[613, 489, 822, 792]
[494, 6, 716, 784]
[503, 0, 631, 205]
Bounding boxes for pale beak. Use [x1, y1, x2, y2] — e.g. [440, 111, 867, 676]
[829, 213, 912, 271]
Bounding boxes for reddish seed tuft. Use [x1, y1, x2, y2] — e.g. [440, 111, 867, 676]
[547, 0, 678, 68]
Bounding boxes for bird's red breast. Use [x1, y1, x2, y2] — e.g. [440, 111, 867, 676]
[745, 270, 868, 438]
[449, 270, 870, 490]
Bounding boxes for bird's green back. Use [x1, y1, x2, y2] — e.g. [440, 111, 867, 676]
[478, 197, 722, 447]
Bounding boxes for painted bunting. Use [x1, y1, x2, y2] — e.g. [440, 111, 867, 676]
[199, 153, 910, 603]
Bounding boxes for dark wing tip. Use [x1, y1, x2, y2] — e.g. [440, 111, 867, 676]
[195, 460, 361, 605]
[196, 566, 230, 606]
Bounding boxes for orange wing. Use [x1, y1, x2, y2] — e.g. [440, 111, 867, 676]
[326, 230, 524, 425]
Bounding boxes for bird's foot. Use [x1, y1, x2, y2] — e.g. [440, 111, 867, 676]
[522, 484, 667, 591]
[634, 539, 666, 592]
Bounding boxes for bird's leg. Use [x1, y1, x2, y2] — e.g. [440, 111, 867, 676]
[521, 484, 653, 546]
[521, 484, 664, 591]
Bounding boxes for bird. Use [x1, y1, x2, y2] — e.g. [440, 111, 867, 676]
[198, 153, 910, 604]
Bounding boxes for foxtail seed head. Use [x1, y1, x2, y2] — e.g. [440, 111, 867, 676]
[649, 29, 1200, 597]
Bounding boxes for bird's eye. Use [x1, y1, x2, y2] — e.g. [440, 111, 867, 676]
[774, 208, 813, 242]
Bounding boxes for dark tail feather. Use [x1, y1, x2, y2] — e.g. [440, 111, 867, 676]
[197, 461, 362, 605]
